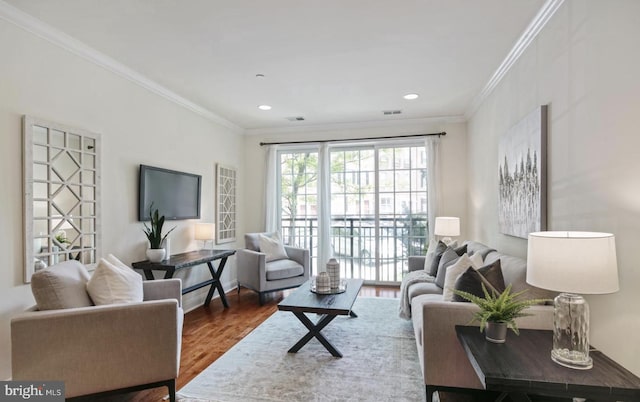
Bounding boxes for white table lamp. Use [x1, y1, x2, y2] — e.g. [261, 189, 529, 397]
[526, 231, 619, 370]
[195, 223, 216, 249]
[434, 217, 460, 245]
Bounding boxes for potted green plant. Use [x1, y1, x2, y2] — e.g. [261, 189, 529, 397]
[142, 205, 175, 263]
[453, 284, 550, 343]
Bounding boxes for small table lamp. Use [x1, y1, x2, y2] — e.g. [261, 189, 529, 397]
[526, 231, 619, 370]
[195, 223, 216, 249]
[434, 217, 460, 245]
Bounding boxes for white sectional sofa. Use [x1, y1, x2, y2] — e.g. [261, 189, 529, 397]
[405, 241, 556, 402]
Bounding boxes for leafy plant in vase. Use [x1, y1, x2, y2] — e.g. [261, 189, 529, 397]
[143, 205, 175, 263]
[453, 284, 550, 343]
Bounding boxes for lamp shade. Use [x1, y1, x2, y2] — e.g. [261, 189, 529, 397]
[195, 223, 215, 241]
[434, 217, 460, 237]
[526, 231, 619, 294]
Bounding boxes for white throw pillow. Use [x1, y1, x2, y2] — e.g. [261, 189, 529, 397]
[442, 253, 483, 302]
[469, 252, 484, 269]
[259, 232, 289, 262]
[87, 255, 143, 305]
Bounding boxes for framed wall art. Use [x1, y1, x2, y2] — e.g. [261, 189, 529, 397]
[498, 105, 547, 239]
[216, 164, 236, 244]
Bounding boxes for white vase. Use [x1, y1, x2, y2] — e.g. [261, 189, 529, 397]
[146, 248, 166, 263]
[326, 258, 340, 289]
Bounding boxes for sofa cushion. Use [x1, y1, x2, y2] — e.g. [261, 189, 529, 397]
[434, 244, 468, 288]
[31, 260, 93, 310]
[87, 256, 144, 305]
[265, 259, 304, 281]
[408, 281, 442, 300]
[452, 259, 506, 302]
[410, 293, 443, 347]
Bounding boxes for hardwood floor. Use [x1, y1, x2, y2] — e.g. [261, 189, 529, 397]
[121, 284, 400, 401]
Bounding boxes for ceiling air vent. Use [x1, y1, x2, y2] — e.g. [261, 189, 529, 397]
[383, 110, 402, 115]
[286, 116, 305, 121]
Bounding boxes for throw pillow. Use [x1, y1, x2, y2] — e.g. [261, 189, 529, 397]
[469, 252, 484, 269]
[86, 256, 144, 305]
[428, 241, 462, 276]
[452, 259, 506, 302]
[31, 260, 93, 310]
[442, 254, 482, 301]
[258, 232, 289, 262]
[422, 240, 439, 273]
[434, 244, 468, 288]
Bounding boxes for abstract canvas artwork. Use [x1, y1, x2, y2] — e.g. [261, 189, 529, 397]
[216, 164, 236, 244]
[498, 105, 547, 239]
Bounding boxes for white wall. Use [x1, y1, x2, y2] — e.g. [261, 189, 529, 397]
[243, 120, 468, 237]
[0, 19, 244, 379]
[467, 0, 640, 375]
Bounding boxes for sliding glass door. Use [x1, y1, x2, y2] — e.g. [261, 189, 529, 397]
[278, 142, 428, 285]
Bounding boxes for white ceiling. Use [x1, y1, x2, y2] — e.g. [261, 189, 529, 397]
[5, 0, 546, 130]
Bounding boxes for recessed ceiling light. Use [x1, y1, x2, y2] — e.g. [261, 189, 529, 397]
[403, 93, 419, 100]
[258, 105, 272, 111]
[256, 74, 265, 78]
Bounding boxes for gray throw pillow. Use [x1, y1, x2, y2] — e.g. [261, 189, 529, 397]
[452, 259, 506, 302]
[435, 244, 467, 288]
[428, 241, 448, 276]
[435, 248, 463, 288]
[31, 260, 93, 310]
[428, 242, 466, 277]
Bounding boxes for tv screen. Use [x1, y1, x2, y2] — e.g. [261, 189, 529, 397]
[138, 165, 202, 221]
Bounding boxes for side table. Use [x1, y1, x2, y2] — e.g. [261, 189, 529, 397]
[132, 249, 235, 308]
[456, 325, 640, 401]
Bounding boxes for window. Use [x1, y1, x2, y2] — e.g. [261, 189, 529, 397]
[277, 142, 429, 284]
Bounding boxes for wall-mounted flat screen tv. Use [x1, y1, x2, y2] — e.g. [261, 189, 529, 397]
[138, 164, 202, 221]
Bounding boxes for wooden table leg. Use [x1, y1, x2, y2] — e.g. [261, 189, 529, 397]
[289, 312, 341, 357]
[142, 269, 154, 280]
[205, 257, 229, 308]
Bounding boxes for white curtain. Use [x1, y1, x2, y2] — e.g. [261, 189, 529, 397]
[317, 143, 332, 271]
[424, 137, 441, 242]
[264, 145, 280, 233]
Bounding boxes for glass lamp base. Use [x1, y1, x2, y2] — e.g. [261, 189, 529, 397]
[551, 349, 593, 370]
[551, 293, 592, 370]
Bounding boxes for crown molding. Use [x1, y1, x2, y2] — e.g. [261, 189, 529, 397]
[0, 0, 244, 134]
[244, 115, 466, 136]
[464, 0, 565, 120]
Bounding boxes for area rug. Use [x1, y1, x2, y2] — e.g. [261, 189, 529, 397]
[177, 297, 422, 401]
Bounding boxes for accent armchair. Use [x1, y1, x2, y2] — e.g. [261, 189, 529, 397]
[11, 261, 183, 401]
[236, 232, 310, 304]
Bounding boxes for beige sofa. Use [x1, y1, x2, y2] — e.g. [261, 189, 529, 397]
[11, 261, 183, 401]
[406, 241, 555, 402]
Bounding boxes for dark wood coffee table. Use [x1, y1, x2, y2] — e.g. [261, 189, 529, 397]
[277, 278, 364, 358]
[456, 325, 640, 401]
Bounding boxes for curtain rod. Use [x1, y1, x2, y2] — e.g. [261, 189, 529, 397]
[259, 131, 446, 146]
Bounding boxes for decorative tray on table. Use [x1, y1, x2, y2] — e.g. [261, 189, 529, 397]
[310, 278, 347, 294]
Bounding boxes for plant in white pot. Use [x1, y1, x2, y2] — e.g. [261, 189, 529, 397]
[143, 205, 175, 263]
[453, 284, 549, 343]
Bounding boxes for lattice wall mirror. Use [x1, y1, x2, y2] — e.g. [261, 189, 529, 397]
[23, 116, 102, 283]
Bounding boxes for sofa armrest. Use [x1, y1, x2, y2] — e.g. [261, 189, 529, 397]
[408, 256, 426, 272]
[143, 278, 182, 307]
[11, 300, 180, 398]
[417, 299, 553, 390]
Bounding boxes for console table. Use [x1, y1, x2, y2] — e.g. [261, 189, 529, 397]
[132, 249, 235, 308]
[456, 325, 640, 401]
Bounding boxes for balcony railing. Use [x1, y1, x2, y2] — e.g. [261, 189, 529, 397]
[282, 216, 428, 284]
